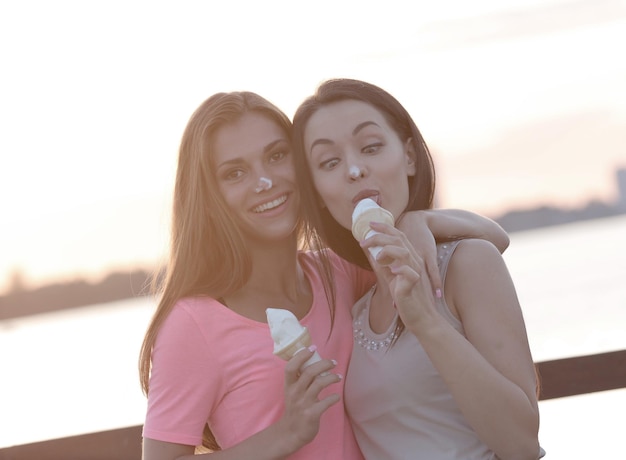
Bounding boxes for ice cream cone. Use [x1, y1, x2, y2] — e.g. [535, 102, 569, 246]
[352, 198, 395, 258]
[266, 308, 323, 369]
[273, 327, 312, 360]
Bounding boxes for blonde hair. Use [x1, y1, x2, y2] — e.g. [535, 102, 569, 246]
[139, 92, 296, 451]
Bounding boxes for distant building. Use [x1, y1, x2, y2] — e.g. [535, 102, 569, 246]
[495, 166, 626, 232]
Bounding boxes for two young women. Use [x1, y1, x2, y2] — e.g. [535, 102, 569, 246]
[139, 90, 512, 459]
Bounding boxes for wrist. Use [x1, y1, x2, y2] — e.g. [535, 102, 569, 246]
[254, 422, 298, 460]
[421, 209, 434, 232]
[272, 420, 308, 458]
[405, 304, 446, 338]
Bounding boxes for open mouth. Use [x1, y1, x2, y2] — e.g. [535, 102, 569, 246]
[252, 194, 288, 213]
[352, 191, 380, 207]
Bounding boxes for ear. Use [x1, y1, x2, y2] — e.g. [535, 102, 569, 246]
[404, 138, 417, 177]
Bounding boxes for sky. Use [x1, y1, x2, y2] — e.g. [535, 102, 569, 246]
[1, 0, 625, 294]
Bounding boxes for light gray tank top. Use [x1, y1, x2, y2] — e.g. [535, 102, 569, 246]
[345, 241, 497, 459]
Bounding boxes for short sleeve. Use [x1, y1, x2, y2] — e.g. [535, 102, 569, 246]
[142, 300, 221, 446]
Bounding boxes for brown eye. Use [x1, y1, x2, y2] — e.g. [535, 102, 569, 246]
[320, 158, 340, 170]
[362, 143, 382, 154]
[269, 150, 287, 162]
[224, 169, 245, 181]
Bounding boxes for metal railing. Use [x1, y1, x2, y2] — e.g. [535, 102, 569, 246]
[2, 349, 625, 460]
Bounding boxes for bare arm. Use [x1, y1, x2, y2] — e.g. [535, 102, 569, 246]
[142, 423, 294, 460]
[398, 209, 509, 253]
[383, 236, 539, 459]
[143, 349, 341, 460]
[396, 209, 509, 294]
[439, 239, 539, 458]
[428, 209, 508, 252]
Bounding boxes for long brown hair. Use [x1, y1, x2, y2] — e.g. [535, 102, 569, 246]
[292, 78, 436, 346]
[292, 78, 436, 270]
[293, 79, 542, 394]
[139, 92, 296, 451]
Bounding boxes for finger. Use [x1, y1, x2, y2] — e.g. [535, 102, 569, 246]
[389, 264, 421, 281]
[389, 267, 424, 302]
[373, 245, 414, 268]
[424, 252, 443, 297]
[284, 347, 317, 385]
[368, 221, 397, 234]
[303, 373, 343, 406]
[359, 224, 400, 248]
[311, 393, 341, 416]
[298, 358, 339, 387]
[294, 393, 341, 431]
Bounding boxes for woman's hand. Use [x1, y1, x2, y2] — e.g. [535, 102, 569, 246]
[278, 348, 342, 452]
[361, 221, 438, 329]
[143, 349, 342, 460]
[394, 212, 443, 296]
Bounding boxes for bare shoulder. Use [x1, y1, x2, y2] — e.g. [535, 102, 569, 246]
[450, 238, 505, 272]
[446, 238, 516, 315]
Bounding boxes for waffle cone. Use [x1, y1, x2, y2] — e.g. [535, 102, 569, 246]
[273, 327, 312, 361]
[352, 207, 394, 240]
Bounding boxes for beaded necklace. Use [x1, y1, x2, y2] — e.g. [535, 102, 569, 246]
[352, 285, 398, 351]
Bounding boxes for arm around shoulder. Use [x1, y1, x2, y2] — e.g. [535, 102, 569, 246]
[395, 210, 509, 297]
[402, 209, 509, 253]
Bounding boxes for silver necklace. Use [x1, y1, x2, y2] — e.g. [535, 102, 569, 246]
[353, 286, 397, 351]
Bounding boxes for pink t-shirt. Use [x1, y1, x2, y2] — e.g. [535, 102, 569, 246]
[143, 250, 374, 459]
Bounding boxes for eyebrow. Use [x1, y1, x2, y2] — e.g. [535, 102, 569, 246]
[216, 138, 287, 168]
[309, 121, 381, 152]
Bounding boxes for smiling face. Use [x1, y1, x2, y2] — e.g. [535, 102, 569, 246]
[212, 111, 299, 242]
[303, 99, 416, 231]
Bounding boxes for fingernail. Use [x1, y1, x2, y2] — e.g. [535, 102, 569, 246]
[337, 374, 343, 380]
[331, 359, 338, 366]
[308, 344, 317, 353]
[436, 288, 442, 298]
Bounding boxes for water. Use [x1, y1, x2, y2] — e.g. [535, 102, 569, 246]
[1, 215, 625, 457]
[503, 215, 626, 459]
[0, 297, 152, 447]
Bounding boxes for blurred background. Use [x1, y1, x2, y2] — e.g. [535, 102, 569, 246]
[1, 0, 625, 458]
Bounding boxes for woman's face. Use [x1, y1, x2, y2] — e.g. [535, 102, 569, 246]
[303, 99, 415, 230]
[212, 111, 300, 242]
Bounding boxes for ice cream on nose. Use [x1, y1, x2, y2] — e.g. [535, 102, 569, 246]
[266, 308, 322, 369]
[351, 198, 395, 259]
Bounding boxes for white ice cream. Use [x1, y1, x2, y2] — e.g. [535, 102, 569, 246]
[266, 308, 305, 352]
[266, 308, 322, 369]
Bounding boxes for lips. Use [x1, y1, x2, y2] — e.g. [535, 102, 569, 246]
[252, 193, 288, 213]
[352, 190, 380, 207]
